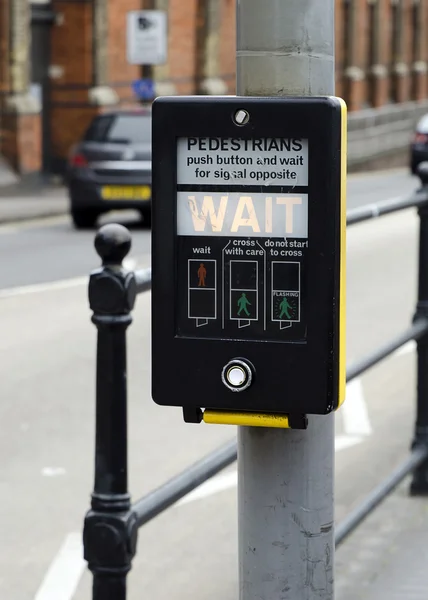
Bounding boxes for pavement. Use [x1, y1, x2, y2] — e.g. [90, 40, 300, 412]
[0, 179, 68, 224]
[0, 167, 428, 600]
[336, 480, 428, 600]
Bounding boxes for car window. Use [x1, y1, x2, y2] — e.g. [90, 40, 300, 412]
[84, 114, 151, 144]
[84, 116, 114, 141]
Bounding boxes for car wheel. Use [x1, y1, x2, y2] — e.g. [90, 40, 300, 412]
[411, 159, 419, 176]
[71, 209, 99, 229]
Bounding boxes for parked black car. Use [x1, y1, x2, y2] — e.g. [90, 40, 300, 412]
[66, 108, 152, 229]
[410, 113, 428, 175]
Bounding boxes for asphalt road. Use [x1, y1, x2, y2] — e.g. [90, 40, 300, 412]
[0, 167, 423, 600]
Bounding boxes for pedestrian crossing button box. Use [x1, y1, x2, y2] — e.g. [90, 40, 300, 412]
[152, 95, 347, 424]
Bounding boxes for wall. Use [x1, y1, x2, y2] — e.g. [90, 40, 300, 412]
[338, 0, 428, 111]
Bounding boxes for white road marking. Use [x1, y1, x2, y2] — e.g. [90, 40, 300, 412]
[341, 378, 372, 437]
[0, 258, 139, 299]
[41, 467, 66, 477]
[0, 215, 69, 235]
[395, 339, 416, 358]
[0, 277, 88, 299]
[33, 533, 85, 600]
[334, 434, 364, 451]
[178, 470, 238, 506]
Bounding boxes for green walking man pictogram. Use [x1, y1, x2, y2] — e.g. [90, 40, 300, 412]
[237, 293, 252, 317]
[278, 296, 293, 320]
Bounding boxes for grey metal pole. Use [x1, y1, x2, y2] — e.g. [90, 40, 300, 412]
[236, 2, 336, 599]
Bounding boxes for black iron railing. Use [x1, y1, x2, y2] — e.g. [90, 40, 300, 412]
[83, 168, 428, 599]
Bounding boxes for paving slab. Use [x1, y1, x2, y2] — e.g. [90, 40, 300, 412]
[336, 477, 428, 600]
[0, 183, 68, 224]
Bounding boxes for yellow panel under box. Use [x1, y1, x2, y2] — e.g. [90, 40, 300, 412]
[203, 410, 291, 428]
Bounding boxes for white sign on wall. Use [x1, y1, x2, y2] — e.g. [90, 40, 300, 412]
[127, 10, 167, 65]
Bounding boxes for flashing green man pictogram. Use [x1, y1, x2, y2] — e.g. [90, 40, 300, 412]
[278, 297, 293, 320]
[237, 293, 252, 317]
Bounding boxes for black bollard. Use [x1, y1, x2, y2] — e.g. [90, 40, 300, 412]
[83, 223, 138, 600]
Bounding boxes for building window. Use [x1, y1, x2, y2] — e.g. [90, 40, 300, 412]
[195, 0, 208, 93]
[343, 0, 356, 105]
[412, 0, 420, 61]
[368, 1, 376, 68]
[390, 0, 404, 103]
[411, 0, 423, 99]
[367, 0, 378, 106]
[343, 0, 355, 69]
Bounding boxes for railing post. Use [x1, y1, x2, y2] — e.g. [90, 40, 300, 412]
[83, 223, 138, 599]
[411, 165, 428, 495]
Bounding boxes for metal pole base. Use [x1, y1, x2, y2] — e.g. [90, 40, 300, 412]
[409, 424, 428, 496]
[93, 574, 127, 600]
[410, 457, 428, 495]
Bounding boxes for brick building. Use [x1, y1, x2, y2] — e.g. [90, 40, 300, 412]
[335, 0, 427, 111]
[0, 0, 427, 176]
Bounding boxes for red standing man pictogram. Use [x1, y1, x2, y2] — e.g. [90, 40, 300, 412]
[197, 263, 207, 287]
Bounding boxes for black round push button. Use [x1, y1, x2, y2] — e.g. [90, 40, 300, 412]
[221, 359, 253, 392]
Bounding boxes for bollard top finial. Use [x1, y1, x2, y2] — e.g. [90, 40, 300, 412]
[94, 223, 132, 266]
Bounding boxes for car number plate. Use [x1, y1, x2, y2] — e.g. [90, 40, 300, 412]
[101, 186, 151, 200]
